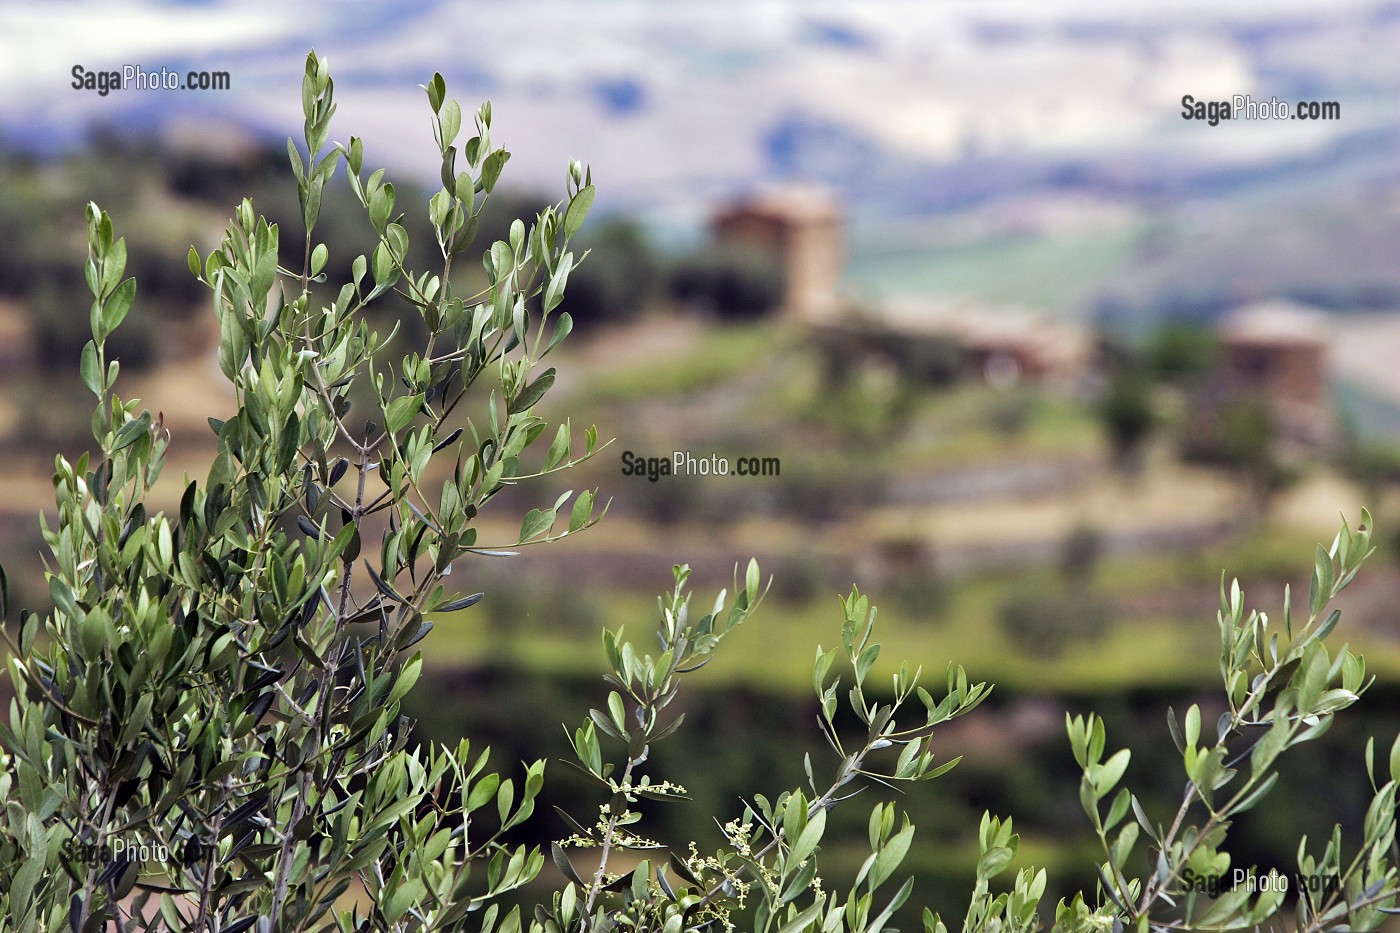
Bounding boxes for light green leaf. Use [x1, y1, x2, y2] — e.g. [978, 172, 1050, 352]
[519, 507, 554, 542]
[387, 655, 423, 705]
[569, 490, 594, 533]
[564, 184, 595, 240]
[385, 394, 422, 434]
[104, 277, 137, 333]
[441, 99, 462, 148]
[80, 341, 102, 396]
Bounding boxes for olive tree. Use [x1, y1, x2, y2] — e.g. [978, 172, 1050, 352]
[2, 51, 1399, 933]
[0, 52, 601, 931]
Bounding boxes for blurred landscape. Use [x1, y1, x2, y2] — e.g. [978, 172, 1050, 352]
[4, 0, 1400, 923]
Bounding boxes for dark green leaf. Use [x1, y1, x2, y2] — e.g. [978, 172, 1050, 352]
[508, 368, 555, 415]
[432, 427, 463, 453]
[366, 564, 403, 602]
[437, 593, 483, 613]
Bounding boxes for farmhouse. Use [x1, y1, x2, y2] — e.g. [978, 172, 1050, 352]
[1180, 299, 1335, 461]
[1215, 300, 1334, 451]
[711, 186, 844, 323]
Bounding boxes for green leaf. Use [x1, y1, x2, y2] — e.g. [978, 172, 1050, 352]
[383, 879, 426, 922]
[508, 368, 555, 415]
[310, 242, 328, 277]
[436, 593, 483, 613]
[1232, 771, 1279, 815]
[426, 72, 446, 113]
[112, 412, 152, 452]
[545, 423, 570, 470]
[607, 691, 627, 735]
[102, 237, 127, 296]
[1251, 717, 1291, 775]
[384, 394, 422, 434]
[481, 148, 511, 193]
[440, 99, 462, 147]
[543, 252, 573, 313]
[1096, 748, 1130, 796]
[467, 772, 501, 813]
[1310, 545, 1335, 619]
[519, 507, 554, 543]
[1104, 788, 1131, 831]
[775, 901, 825, 933]
[80, 340, 102, 396]
[543, 311, 573, 357]
[104, 277, 137, 333]
[564, 184, 595, 239]
[789, 807, 826, 867]
[387, 655, 422, 705]
[978, 844, 1015, 880]
[117, 693, 153, 746]
[569, 490, 594, 533]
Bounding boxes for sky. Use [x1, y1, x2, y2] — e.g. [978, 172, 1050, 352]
[3, 0, 1397, 232]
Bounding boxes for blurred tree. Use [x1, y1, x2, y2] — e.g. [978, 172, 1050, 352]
[997, 588, 1113, 658]
[557, 218, 661, 322]
[669, 243, 783, 318]
[1145, 321, 1218, 388]
[1059, 522, 1104, 586]
[1099, 367, 1156, 476]
[1335, 416, 1400, 508]
[1218, 397, 1295, 519]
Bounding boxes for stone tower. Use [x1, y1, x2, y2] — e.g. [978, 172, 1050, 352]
[710, 186, 843, 323]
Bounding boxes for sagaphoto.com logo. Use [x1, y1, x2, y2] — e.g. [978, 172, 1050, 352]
[621, 449, 781, 483]
[1180, 93, 1340, 126]
[72, 64, 231, 97]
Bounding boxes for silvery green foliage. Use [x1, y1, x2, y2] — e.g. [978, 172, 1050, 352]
[0, 52, 600, 931]
[534, 527, 1399, 933]
[1049, 513, 1400, 933]
[1, 51, 1398, 933]
[542, 566, 992, 932]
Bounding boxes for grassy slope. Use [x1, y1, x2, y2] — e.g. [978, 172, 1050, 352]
[845, 227, 1141, 310]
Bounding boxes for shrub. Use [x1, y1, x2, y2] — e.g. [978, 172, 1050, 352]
[1099, 368, 1157, 474]
[1145, 322, 1218, 388]
[558, 219, 662, 323]
[996, 589, 1113, 658]
[669, 244, 783, 319]
[1059, 523, 1104, 586]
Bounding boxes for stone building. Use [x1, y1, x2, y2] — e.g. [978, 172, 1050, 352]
[1214, 300, 1333, 451]
[815, 298, 1091, 391]
[711, 187, 843, 323]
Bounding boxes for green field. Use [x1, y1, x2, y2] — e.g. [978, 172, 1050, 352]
[845, 227, 1141, 310]
[426, 530, 1400, 696]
